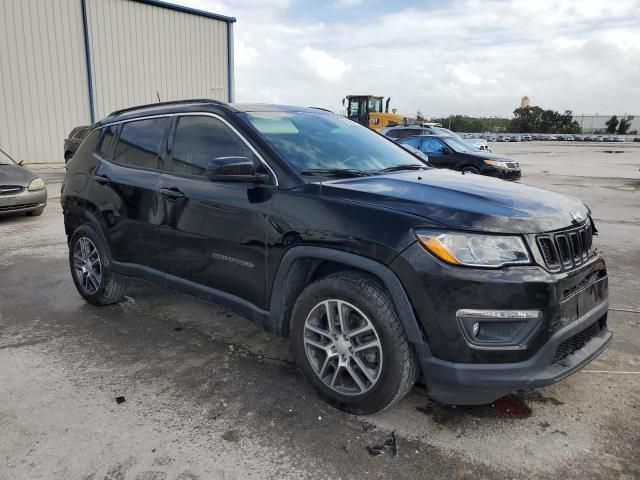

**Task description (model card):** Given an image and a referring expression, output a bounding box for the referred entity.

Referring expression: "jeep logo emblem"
[570,211,584,224]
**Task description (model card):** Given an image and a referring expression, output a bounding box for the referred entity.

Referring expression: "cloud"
[174,0,640,117]
[299,47,350,82]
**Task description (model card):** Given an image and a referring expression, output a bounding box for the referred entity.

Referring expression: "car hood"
[0,163,36,187]
[320,169,588,234]
[461,150,514,162]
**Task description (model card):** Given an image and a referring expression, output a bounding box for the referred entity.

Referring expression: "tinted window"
[97,125,118,159]
[113,118,170,169]
[170,116,256,177]
[420,138,446,155]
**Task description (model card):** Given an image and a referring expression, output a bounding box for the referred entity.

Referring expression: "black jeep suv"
[61,100,611,414]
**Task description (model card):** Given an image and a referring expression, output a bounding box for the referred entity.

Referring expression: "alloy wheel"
[303,299,383,396]
[73,237,102,294]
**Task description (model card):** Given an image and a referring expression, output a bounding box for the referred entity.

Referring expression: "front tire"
[461,166,480,174]
[290,272,418,414]
[69,225,128,306]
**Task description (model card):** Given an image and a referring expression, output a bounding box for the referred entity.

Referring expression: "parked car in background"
[381,124,457,140]
[64,125,91,163]
[633,137,640,142]
[497,135,506,142]
[396,135,521,180]
[0,148,47,216]
[62,100,610,413]
[466,138,490,151]
[397,143,431,164]
[521,134,532,141]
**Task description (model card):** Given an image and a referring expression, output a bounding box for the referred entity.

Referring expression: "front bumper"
[391,242,610,404]
[0,187,47,215]
[419,299,610,404]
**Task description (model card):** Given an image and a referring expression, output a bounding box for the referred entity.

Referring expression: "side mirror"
[206,156,268,183]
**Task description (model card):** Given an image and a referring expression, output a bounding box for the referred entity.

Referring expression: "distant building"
[0,0,236,164]
[573,115,640,134]
[520,96,530,108]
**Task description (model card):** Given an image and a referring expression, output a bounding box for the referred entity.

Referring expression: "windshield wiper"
[299,168,372,177]
[376,164,428,174]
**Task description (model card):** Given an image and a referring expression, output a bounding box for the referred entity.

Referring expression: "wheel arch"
[268,247,428,348]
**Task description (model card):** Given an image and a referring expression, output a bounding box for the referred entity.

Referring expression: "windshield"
[243,111,424,173]
[0,149,16,165]
[441,136,480,154]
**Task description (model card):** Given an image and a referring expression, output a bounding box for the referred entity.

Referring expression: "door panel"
[89,117,170,275]
[157,114,274,308]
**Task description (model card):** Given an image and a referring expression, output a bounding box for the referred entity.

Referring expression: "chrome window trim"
[97,112,279,186]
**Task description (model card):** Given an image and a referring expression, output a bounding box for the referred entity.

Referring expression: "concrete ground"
[1,143,639,479]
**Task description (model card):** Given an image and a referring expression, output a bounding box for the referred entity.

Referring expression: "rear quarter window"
[97,125,118,159]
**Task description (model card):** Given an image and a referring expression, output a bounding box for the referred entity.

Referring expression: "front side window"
[243,111,423,173]
[420,138,446,155]
[170,116,256,177]
[97,125,118,159]
[113,118,170,169]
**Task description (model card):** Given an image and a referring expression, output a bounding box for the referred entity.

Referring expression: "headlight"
[27,177,46,191]
[416,230,531,267]
[483,159,508,168]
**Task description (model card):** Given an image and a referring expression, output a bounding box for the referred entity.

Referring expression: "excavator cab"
[343,95,410,131]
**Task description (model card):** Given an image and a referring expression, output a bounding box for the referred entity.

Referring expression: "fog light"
[456,309,542,348]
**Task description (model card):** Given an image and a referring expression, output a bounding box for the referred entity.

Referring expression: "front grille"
[506,162,519,168]
[0,203,37,212]
[536,222,593,272]
[550,316,606,366]
[0,185,24,195]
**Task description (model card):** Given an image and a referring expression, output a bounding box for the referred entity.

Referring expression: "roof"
[131,0,236,23]
[229,103,333,114]
[99,100,333,125]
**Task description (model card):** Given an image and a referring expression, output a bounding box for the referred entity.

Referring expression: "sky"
[173,0,640,118]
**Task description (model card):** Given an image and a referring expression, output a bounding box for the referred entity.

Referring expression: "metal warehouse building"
[0,0,235,164]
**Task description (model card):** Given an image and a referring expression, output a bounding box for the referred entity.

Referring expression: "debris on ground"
[173,327,183,332]
[492,394,531,417]
[221,429,241,443]
[366,431,397,458]
[362,422,375,432]
[115,396,126,404]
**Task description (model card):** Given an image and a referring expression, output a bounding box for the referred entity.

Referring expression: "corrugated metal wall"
[0,0,91,164]
[85,0,230,119]
[0,0,232,163]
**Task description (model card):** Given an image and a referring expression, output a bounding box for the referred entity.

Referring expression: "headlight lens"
[483,159,508,168]
[416,231,531,267]
[27,177,46,191]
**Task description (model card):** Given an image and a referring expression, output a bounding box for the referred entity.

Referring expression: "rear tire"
[69,225,128,306]
[290,272,418,414]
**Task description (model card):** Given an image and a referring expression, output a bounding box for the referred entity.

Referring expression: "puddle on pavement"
[416,390,563,424]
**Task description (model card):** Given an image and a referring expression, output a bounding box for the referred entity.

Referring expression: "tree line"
[426,106,635,134]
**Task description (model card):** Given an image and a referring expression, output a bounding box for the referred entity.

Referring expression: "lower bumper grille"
[550,315,606,366]
[0,203,38,212]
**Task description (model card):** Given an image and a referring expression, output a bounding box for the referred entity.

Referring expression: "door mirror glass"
[206,156,266,183]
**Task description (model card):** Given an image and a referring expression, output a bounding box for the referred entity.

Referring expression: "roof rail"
[308,107,334,113]
[107,99,224,118]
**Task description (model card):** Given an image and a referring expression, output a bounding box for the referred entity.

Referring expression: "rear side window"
[97,125,118,159]
[398,137,421,148]
[113,118,170,170]
[170,116,256,177]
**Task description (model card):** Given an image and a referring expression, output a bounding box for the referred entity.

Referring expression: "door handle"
[93,174,112,185]
[159,187,185,200]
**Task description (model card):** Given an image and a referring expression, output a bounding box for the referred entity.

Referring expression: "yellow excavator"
[343,95,415,131]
